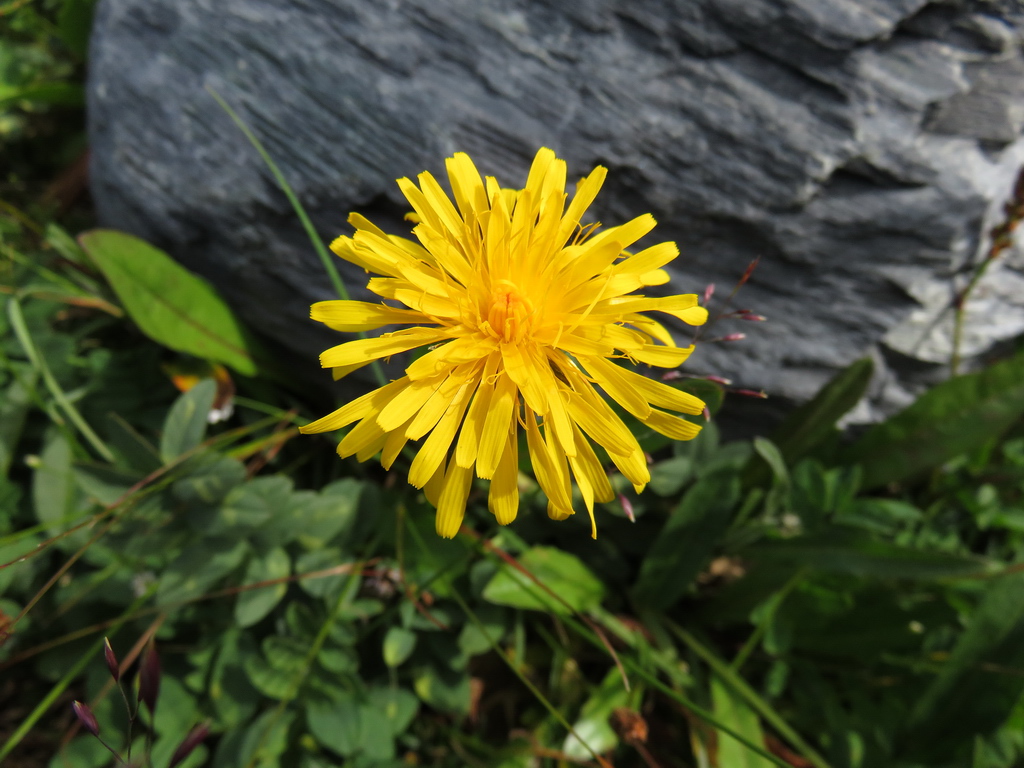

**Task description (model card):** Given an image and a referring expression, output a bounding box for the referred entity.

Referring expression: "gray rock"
[88,0,1024,427]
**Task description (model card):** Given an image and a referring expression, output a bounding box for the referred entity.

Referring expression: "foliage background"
[3,3,1024,767]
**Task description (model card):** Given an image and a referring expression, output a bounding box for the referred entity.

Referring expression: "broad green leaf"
[631,469,740,610]
[156,538,248,605]
[214,709,293,768]
[747,531,992,580]
[413,663,471,715]
[562,668,630,760]
[753,437,789,485]
[483,546,605,615]
[841,349,1024,489]
[210,476,293,535]
[383,626,416,667]
[902,571,1024,762]
[78,230,259,375]
[32,429,81,538]
[367,687,419,737]
[307,693,363,757]
[773,357,873,463]
[57,0,96,59]
[0,372,35,477]
[711,675,775,768]
[159,379,217,463]
[235,548,290,627]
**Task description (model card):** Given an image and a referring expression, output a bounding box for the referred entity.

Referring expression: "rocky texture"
[88,0,1024,423]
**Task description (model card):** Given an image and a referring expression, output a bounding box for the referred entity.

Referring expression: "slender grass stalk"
[205,85,387,388]
[666,621,833,768]
[564,612,797,768]
[7,296,116,462]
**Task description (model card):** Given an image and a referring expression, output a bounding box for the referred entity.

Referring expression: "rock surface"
[88,0,1024,424]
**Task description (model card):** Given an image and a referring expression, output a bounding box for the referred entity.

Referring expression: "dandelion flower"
[300,148,707,538]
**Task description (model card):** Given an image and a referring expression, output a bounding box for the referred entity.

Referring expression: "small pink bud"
[137,642,161,715]
[740,313,767,322]
[703,283,715,304]
[618,494,636,523]
[703,407,711,421]
[703,375,732,386]
[104,638,119,682]
[169,722,211,768]
[732,389,769,399]
[72,701,100,737]
[660,371,682,381]
[714,333,746,342]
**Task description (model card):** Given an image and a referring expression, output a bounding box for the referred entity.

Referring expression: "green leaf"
[747,531,992,580]
[773,357,873,463]
[562,668,630,760]
[840,349,1024,489]
[631,469,740,611]
[156,539,249,605]
[307,693,363,757]
[367,687,419,737]
[57,0,96,59]
[32,430,81,538]
[412,663,471,715]
[382,627,416,668]
[0,82,84,108]
[0,372,35,477]
[159,379,217,463]
[711,675,776,768]
[78,230,260,375]
[235,548,290,627]
[483,546,605,615]
[753,437,789,486]
[902,571,1024,762]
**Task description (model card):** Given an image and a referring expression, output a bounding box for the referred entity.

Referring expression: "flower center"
[485,281,534,343]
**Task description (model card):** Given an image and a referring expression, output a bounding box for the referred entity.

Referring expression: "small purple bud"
[717,333,747,342]
[169,722,211,768]
[618,494,635,523]
[740,313,767,322]
[703,283,715,304]
[104,638,119,682]
[137,642,161,715]
[72,701,100,737]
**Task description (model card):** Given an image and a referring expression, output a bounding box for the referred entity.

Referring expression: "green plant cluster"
[3,208,1024,768]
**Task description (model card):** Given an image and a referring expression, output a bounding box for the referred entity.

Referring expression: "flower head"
[301,148,707,538]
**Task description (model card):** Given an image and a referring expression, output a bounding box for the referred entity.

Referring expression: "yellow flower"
[300,148,707,538]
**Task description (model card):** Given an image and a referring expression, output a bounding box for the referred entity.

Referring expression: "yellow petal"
[642,409,703,440]
[407,377,476,488]
[630,343,695,368]
[488,426,519,526]
[311,300,425,332]
[320,327,448,369]
[435,461,473,538]
[299,378,408,434]
[476,372,517,479]
[376,373,446,432]
[454,353,500,468]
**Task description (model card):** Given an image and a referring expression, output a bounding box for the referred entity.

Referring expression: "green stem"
[205,85,387,388]
[7,296,116,462]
